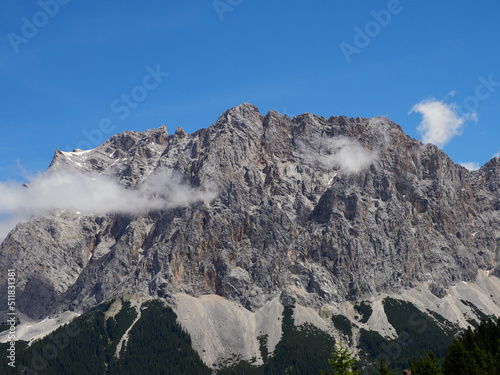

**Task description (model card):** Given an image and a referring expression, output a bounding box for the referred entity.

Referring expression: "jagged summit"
[46,104,407,179]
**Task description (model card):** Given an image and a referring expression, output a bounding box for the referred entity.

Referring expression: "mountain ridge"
[1,103,500,367]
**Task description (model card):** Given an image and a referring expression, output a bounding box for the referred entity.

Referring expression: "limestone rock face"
[1,103,499,319]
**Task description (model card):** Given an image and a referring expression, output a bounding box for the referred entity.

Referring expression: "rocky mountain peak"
[214,102,264,133]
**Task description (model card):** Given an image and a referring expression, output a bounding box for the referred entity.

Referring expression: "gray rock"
[1,103,499,320]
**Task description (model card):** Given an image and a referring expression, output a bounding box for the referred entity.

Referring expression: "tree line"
[1,301,499,374]
[325,318,500,374]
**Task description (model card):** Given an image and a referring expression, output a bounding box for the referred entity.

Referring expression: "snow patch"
[62,149,94,156]
[328,173,338,185]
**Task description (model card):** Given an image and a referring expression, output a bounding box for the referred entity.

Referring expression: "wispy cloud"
[300,135,378,174]
[0,171,216,241]
[369,116,392,145]
[494,151,500,159]
[459,162,480,171]
[409,99,476,148]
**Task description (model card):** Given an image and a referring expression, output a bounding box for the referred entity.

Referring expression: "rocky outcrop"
[1,103,499,321]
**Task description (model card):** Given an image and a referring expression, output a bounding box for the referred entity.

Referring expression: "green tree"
[321,341,359,375]
[410,350,442,375]
[441,319,500,375]
[442,339,479,375]
[375,358,392,375]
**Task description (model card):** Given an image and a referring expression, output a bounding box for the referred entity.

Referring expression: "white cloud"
[493,151,500,159]
[409,99,475,148]
[459,162,480,171]
[369,116,391,144]
[300,136,378,174]
[0,171,216,242]
[0,215,25,245]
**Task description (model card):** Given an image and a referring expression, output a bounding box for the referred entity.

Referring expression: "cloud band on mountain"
[299,135,378,174]
[0,171,216,241]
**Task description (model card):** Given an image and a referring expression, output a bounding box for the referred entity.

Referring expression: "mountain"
[1,103,500,371]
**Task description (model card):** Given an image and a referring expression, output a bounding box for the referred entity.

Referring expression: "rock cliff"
[1,103,500,365]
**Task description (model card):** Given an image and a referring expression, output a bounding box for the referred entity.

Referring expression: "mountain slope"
[1,103,500,367]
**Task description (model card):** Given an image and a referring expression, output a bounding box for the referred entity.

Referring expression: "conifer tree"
[375,358,391,375]
[321,341,360,375]
[410,350,442,375]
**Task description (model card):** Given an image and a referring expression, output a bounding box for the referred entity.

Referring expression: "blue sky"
[1,0,499,182]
